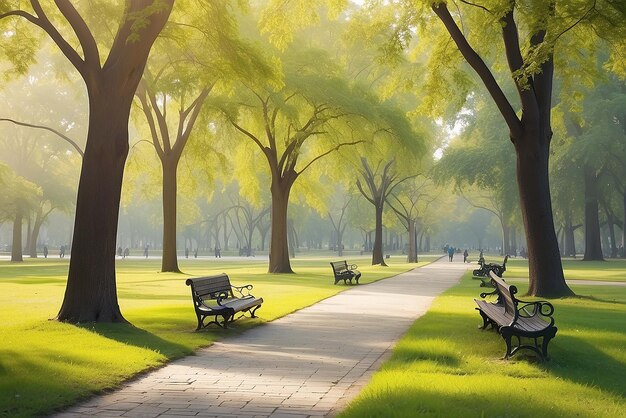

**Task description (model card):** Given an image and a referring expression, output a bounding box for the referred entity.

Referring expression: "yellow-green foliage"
[0,256,426,417]
[340,271,626,418]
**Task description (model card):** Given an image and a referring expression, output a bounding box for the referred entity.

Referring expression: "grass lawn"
[0,254,432,417]
[339,271,626,418]
[487,256,626,282]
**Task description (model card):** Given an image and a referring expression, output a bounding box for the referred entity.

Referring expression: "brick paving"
[54,258,469,418]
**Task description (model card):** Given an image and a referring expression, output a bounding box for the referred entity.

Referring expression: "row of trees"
[1,1,624,324]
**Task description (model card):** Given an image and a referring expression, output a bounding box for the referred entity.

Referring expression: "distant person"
[193,248,198,258]
[43,245,48,258]
[117,246,123,257]
[214,246,221,258]
[478,249,485,265]
[185,247,189,258]
[59,245,65,258]
[144,245,149,258]
[448,246,454,262]
[123,247,129,258]
[463,249,469,263]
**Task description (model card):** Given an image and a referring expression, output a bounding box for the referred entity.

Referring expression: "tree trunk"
[57,105,129,322]
[606,211,618,258]
[161,158,180,272]
[372,203,386,266]
[510,226,517,256]
[623,193,626,258]
[516,133,573,297]
[11,209,23,262]
[29,210,44,258]
[337,228,344,257]
[501,221,510,255]
[407,219,417,263]
[269,183,293,273]
[564,214,576,257]
[583,166,604,261]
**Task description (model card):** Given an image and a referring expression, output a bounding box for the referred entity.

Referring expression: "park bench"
[330,260,361,285]
[473,254,509,287]
[474,271,557,360]
[185,274,263,330]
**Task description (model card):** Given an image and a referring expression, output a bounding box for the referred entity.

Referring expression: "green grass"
[0,254,433,417]
[339,272,626,418]
[476,256,626,282]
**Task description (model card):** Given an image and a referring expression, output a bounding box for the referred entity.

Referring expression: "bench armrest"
[232,284,254,297]
[517,300,555,319]
[479,288,498,298]
[349,264,358,270]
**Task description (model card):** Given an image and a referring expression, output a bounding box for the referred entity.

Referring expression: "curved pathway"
[55,258,470,418]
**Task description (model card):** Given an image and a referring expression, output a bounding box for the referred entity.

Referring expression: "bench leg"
[250,305,261,318]
[476,309,491,330]
[501,328,514,359]
[541,327,557,360]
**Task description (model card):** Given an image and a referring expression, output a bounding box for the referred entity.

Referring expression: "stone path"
[55,258,470,418]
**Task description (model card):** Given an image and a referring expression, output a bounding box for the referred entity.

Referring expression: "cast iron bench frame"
[330,260,361,285]
[186,273,263,329]
[474,270,557,360]
[473,254,509,286]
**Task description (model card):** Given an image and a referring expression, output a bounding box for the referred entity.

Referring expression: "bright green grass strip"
[476,256,626,282]
[339,271,626,418]
[0,255,435,417]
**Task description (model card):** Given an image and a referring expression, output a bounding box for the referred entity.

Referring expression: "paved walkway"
[55,258,470,418]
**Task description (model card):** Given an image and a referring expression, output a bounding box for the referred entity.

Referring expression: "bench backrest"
[502,255,509,269]
[185,274,233,301]
[489,270,518,319]
[330,261,349,274]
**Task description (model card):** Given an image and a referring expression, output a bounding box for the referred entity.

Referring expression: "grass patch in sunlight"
[339,271,626,418]
[0,254,432,417]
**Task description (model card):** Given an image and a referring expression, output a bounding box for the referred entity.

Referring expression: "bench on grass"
[330,260,361,285]
[473,255,509,287]
[185,274,263,330]
[474,270,557,360]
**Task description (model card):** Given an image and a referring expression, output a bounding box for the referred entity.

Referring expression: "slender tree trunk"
[583,166,604,261]
[622,193,626,258]
[510,226,517,255]
[516,133,573,297]
[501,222,510,255]
[29,210,44,258]
[337,228,344,257]
[269,183,293,273]
[161,158,180,272]
[563,213,577,257]
[372,203,386,266]
[606,212,618,258]
[407,219,417,263]
[11,209,23,262]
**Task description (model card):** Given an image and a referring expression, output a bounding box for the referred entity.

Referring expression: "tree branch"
[432,2,522,139]
[296,140,365,175]
[53,0,100,68]
[0,118,84,157]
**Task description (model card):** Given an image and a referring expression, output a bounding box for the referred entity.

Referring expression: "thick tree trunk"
[372,203,386,266]
[161,158,180,272]
[516,134,573,297]
[11,209,23,262]
[623,193,626,258]
[269,184,293,273]
[57,97,131,323]
[606,212,618,258]
[583,166,604,261]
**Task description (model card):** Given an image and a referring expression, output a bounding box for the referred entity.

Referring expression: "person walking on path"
[448,245,454,261]
[59,245,65,258]
[143,245,149,258]
[43,245,48,258]
[463,249,469,263]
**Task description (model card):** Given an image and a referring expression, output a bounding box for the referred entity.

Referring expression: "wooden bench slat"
[474,271,557,360]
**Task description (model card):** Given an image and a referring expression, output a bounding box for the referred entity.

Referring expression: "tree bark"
[29,210,44,258]
[564,214,577,257]
[161,158,180,272]
[583,166,604,261]
[11,209,23,262]
[407,219,417,263]
[268,182,294,273]
[516,133,573,297]
[372,203,386,266]
[56,0,172,323]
